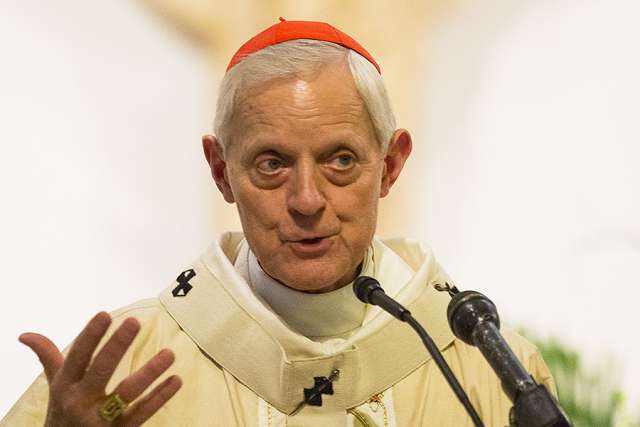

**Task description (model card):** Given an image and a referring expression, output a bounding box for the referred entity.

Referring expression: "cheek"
[328,171,382,250]
[333,168,382,219]
[230,175,284,231]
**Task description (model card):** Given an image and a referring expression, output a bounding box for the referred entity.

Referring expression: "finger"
[114,349,175,403]
[82,317,140,394]
[59,311,112,383]
[19,333,64,383]
[117,375,182,427]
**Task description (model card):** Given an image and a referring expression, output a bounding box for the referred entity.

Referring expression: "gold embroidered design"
[348,392,389,427]
[267,403,272,427]
[349,408,380,427]
[368,393,382,412]
[369,393,389,426]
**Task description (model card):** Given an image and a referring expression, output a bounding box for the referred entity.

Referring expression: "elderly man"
[2,19,555,426]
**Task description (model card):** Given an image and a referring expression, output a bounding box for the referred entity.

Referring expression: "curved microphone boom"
[447,291,572,427]
[354,276,485,427]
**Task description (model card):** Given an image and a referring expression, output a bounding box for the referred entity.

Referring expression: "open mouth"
[286,235,333,256]
[299,237,323,244]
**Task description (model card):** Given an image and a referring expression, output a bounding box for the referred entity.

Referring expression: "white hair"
[213,39,396,153]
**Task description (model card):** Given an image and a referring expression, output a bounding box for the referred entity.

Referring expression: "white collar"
[234,240,374,340]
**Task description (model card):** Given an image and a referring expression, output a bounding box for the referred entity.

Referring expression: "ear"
[380,129,413,198]
[202,135,235,203]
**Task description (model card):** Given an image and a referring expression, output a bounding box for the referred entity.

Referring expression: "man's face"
[205,61,409,292]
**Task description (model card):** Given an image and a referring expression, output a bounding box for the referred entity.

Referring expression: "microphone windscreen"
[447,291,500,345]
[353,276,381,304]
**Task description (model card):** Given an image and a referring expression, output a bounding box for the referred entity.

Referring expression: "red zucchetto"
[226,17,381,74]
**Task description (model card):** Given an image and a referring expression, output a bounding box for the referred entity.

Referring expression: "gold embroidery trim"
[267,403,273,427]
[349,408,377,427]
[348,393,389,427]
[370,393,389,426]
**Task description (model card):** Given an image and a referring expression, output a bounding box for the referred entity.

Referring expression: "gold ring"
[99,392,128,422]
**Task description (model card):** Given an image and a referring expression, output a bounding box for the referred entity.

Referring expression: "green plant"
[520,330,639,427]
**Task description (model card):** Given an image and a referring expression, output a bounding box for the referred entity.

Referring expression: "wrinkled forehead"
[232,88,377,155]
[230,66,375,143]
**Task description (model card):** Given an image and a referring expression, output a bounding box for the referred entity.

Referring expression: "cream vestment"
[2,233,555,426]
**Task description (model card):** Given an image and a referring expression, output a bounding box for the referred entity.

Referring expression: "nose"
[287,162,326,217]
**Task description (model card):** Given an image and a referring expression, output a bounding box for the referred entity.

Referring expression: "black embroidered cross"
[172,269,196,297]
[291,370,340,415]
[304,376,335,406]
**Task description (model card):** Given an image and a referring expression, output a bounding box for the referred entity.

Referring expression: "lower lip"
[287,237,334,257]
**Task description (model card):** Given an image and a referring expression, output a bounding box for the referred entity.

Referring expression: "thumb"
[19,333,64,384]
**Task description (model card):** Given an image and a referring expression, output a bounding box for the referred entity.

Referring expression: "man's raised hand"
[19,312,182,426]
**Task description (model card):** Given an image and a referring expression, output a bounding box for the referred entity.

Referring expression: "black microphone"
[353,275,412,321]
[447,291,572,427]
[354,276,485,427]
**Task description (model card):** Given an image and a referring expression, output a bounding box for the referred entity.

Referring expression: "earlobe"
[202,135,235,203]
[380,129,413,198]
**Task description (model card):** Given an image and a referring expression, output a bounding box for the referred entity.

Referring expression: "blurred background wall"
[1,0,638,422]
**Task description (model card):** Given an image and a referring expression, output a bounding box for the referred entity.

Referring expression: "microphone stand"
[474,321,572,427]
[449,291,572,427]
[509,377,570,427]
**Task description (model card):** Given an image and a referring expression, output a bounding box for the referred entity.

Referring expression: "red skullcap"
[226,17,381,74]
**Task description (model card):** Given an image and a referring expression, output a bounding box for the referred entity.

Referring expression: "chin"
[253,236,364,292]
[272,261,351,293]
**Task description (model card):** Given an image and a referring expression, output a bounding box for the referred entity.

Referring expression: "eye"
[256,158,284,174]
[329,153,356,170]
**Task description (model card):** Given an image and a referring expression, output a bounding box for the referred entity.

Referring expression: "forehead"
[229,64,376,149]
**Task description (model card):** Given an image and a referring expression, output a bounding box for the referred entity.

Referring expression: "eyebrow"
[240,137,368,163]
[238,139,286,163]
